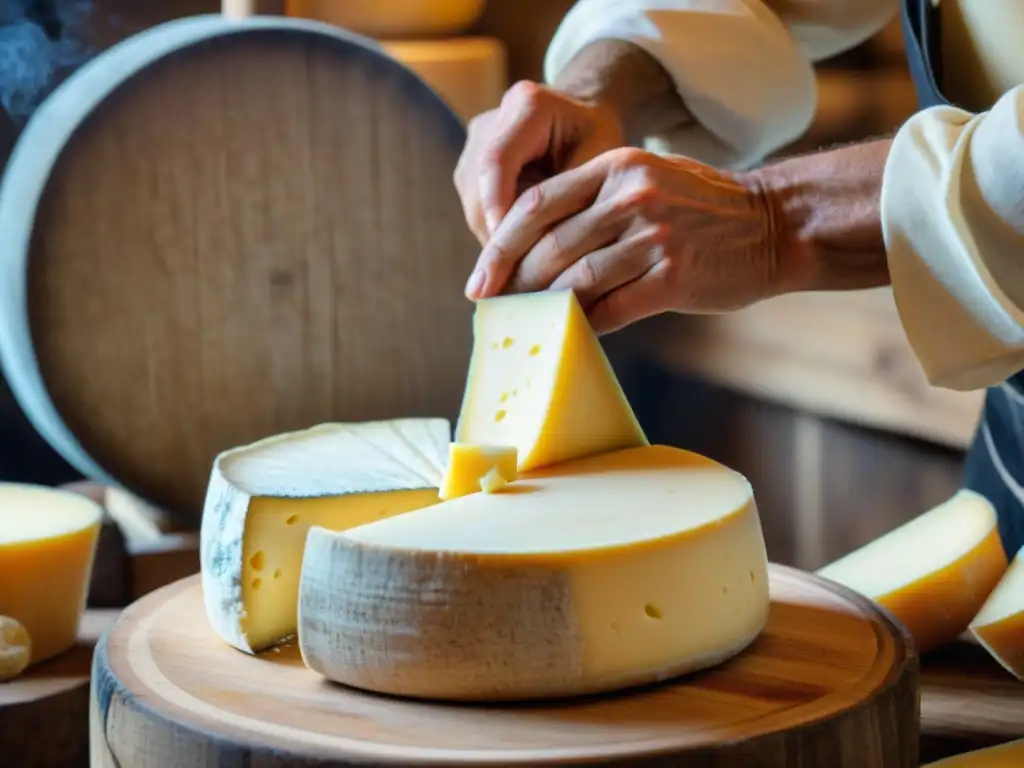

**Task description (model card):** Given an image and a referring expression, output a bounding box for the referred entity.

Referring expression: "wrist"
[552,40,690,145]
[738,140,893,296]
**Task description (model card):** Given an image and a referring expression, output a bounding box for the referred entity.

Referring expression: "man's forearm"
[743,138,894,296]
[552,40,691,146]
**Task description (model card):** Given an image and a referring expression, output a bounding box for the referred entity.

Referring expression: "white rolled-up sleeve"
[881,85,1024,392]
[543,0,895,169]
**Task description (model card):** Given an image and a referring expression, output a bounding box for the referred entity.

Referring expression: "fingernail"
[465,267,486,299]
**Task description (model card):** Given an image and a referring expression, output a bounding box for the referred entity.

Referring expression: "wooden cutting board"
[0,609,119,768]
[0,14,477,524]
[90,565,919,767]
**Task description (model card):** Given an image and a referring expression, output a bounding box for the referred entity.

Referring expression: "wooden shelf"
[621,288,984,450]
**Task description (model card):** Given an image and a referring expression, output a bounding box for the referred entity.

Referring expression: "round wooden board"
[91,565,919,767]
[1,610,117,768]
[0,15,477,523]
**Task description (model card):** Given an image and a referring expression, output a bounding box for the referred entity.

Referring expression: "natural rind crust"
[199,419,451,654]
[297,526,767,702]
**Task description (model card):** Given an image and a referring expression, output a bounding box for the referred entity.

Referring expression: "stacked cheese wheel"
[287,0,507,124]
[199,290,772,701]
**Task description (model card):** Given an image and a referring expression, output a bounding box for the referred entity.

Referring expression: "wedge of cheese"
[455,290,648,472]
[969,544,1024,680]
[0,483,103,666]
[817,489,1007,653]
[298,445,769,701]
[923,738,1024,766]
[200,419,450,654]
[438,443,517,500]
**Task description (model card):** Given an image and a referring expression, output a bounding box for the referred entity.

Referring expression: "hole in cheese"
[749,570,756,583]
[252,578,262,590]
[250,550,265,571]
[502,337,514,348]
[494,410,507,423]
[644,603,663,620]
[529,344,541,356]
[273,569,282,579]
[285,514,299,526]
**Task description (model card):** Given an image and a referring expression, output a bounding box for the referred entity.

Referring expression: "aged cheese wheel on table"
[201,290,647,655]
[298,444,771,701]
[91,567,918,767]
[0,11,477,523]
[818,489,1007,652]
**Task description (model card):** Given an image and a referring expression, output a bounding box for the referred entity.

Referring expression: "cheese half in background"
[381,38,507,124]
[817,489,1007,653]
[923,737,1024,766]
[455,290,649,472]
[439,443,518,500]
[298,445,770,701]
[969,544,1024,680]
[200,419,450,654]
[0,483,103,665]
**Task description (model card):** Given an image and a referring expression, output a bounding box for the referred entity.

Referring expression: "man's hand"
[454,81,626,248]
[463,147,777,335]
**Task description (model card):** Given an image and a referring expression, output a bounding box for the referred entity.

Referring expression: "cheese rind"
[969,545,1024,680]
[0,483,102,666]
[438,443,517,500]
[298,445,769,701]
[455,290,648,473]
[200,419,450,654]
[817,489,1007,653]
[0,615,31,681]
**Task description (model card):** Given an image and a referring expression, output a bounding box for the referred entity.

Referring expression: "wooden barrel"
[0,12,477,523]
[90,565,919,767]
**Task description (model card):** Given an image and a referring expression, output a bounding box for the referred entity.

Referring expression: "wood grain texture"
[920,640,1024,763]
[0,17,477,522]
[0,610,118,768]
[627,288,984,449]
[91,567,918,766]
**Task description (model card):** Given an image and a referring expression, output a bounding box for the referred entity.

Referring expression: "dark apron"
[901,0,1024,558]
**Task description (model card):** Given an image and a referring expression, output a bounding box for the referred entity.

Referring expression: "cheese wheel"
[818,489,1007,653]
[969,545,1024,680]
[923,738,1024,766]
[381,38,507,123]
[298,445,769,701]
[456,289,649,471]
[287,0,486,38]
[200,418,450,654]
[0,484,103,665]
[438,443,517,499]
